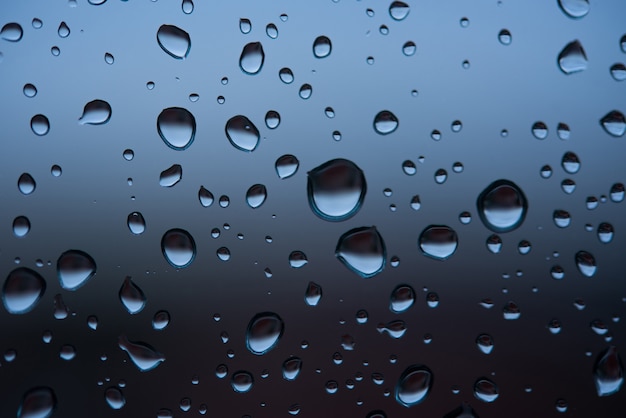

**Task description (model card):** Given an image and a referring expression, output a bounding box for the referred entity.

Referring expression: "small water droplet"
[561,151,581,174]
[157,107,196,150]
[78,99,112,125]
[1,23,23,42]
[610,63,626,81]
[23,83,37,98]
[146,81,155,90]
[335,226,386,278]
[395,365,433,407]
[127,212,146,235]
[51,46,60,56]
[32,18,43,29]
[373,110,399,135]
[402,41,416,56]
[474,378,499,402]
[289,251,308,268]
[356,309,369,324]
[610,183,624,202]
[498,29,512,45]
[558,40,587,74]
[486,234,502,253]
[161,228,196,268]
[477,180,528,232]
[313,36,332,58]
[304,282,322,306]
[367,56,375,65]
[419,225,458,260]
[279,67,294,83]
[551,265,565,280]
[231,371,254,393]
[219,195,230,208]
[460,17,470,27]
[30,114,50,136]
[198,186,214,207]
[558,0,590,18]
[426,292,439,308]
[434,169,448,184]
[215,363,228,379]
[594,346,624,396]
[159,164,182,187]
[216,247,231,261]
[390,284,415,313]
[282,356,303,380]
[239,42,265,74]
[389,1,410,21]
[600,110,626,137]
[548,318,562,334]
[531,121,548,139]
[17,387,56,418]
[157,24,191,59]
[264,110,280,129]
[476,334,494,354]
[561,179,576,194]
[59,344,76,360]
[181,0,194,14]
[275,154,299,179]
[325,380,338,394]
[103,387,126,410]
[53,293,69,320]
[239,18,251,34]
[118,335,165,372]
[225,115,260,152]
[87,315,98,330]
[380,25,389,35]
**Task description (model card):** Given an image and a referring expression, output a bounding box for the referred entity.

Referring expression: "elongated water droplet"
[395,365,433,407]
[304,282,322,306]
[335,226,386,278]
[246,312,284,355]
[389,1,410,21]
[1,23,23,42]
[127,212,146,235]
[57,21,70,38]
[476,334,494,354]
[181,0,194,14]
[231,371,254,393]
[159,164,182,187]
[474,378,499,402]
[118,335,165,371]
[239,42,264,74]
[558,40,587,74]
[87,315,98,330]
[3,268,46,314]
[105,387,125,410]
[594,346,624,396]
[239,18,251,34]
[477,180,528,232]
[307,158,366,221]
[390,284,415,313]
[600,110,626,137]
[419,225,458,260]
[57,250,96,291]
[374,110,399,135]
[161,228,196,268]
[575,251,596,277]
[246,184,267,208]
[17,173,36,195]
[157,24,190,59]
[119,276,146,314]
[225,115,260,152]
[265,23,278,39]
[276,154,299,179]
[17,387,56,418]
[558,0,590,18]
[282,356,302,380]
[13,216,30,237]
[198,186,213,207]
[377,320,407,339]
[157,107,196,150]
[53,293,69,319]
[313,36,332,58]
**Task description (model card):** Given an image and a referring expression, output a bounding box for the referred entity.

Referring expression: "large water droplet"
[389,1,410,21]
[246,184,267,208]
[389,284,415,313]
[246,312,284,355]
[57,21,70,38]
[307,158,366,221]
[118,335,165,372]
[157,24,190,59]
[374,110,399,135]
[575,251,597,277]
[282,356,303,380]
[3,268,46,314]
[276,154,299,179]
[376,320,407,339]
[395,365,433,407]
[127,212,146,235]
[157,107,196,150]
[119,276,146,314]
[335,226,386,278]
[474,378,499,402]
[594,346,624,396]
[17,173,36,195]
[239,42,265,74]
[1,23,23,42]
[558,40,587,74]
[477,180,528,232]
[558,0,590,18]
[304,282,322,306]
[231,371,254,393]
[17,387,56,418]
[313,36,332,58]
[105,387,126,410]
[161,228,196,268]
[419,225,458,260]
[225,115,260,152]
[476,334,494,354]
[159,164,182,187]
[57,250,97,291]
[600,110,626,137]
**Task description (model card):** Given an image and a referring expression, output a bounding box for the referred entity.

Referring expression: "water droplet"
[600,110,626,137]
[555,398,568,413]
[196,186,214,207]
[594,346,624,396]
[395,365,433,407]
[219,195,230,208]
[380,25,389,35]
[289,251,308,268]
[517,240,531,254]
[246,312,284,355]
[159,164,182,187]
[373,110,399,135]
[16,173,36,195]
[157,107,196,150]
[245,184,267,208]
[3,268,46,314]
[23,83,37,98]
[119,276,146,314]
[87,315,98,330]
[181,0,194,14]
[540,165,553,178]
[402,160,416,175]
[410,195,421,210]
[146,81,155,90]
[56,250,96,291]
[118,335,165,372]
[157,24,191,59]
[561,151,581,174]
[30,114,50,136]
[402,41,416,56]
[389,1,410,21]
[377,320,407,339]
[460,17,470,27]
[503,301,521,320]
[127,212,145,235]
[1,23,23,42]
[419,225,458,260]
[498,29,512,45]
[324,107,335,118]
[325,380,338,394]
[547,318,562,334]
[215,363,228,379]
[275,154,299,179]
[553,210,571,228]
[356,309,369,324]
[264,110,280,129]
[558,40,587,74]
[477,180,528,232]
[102,387,126,410]
[476,334,494,354]
[561,179,576,194]
[610,63,626,81]
[51,46,60,56]
[231,371,254,393]
[13,216,30,237]
[558,0,590,18]
[307,158,366,221]
[610,183,625,202]
[474,378,499,402]
[575,251,596,277]
[434,169,448,184]
[341,334,355,350]
[32,18,43,29]
[598,222,614,243]
[304,282,322,306]
[556,122,571,140]
[57,21,70,38]
[551,265,565,280]
[282,356,303,380]
[239,18,251,34]
[77,99,112,125]
[531,121,548,139]
[59,344,76,360]
[161,228,196,268]
[216,247,231,261]
[53,293,69,319]
[335,226,386,278]
[17,387,56,418]
[486,234,502,253]
[426,292,439,308]
[239,42,264,74]
[152,310,170,330]
[225,115,260,152]
[279,67,294,83]
[298,83,312,99]
[390,284,415,313]
[459,211,472,224]
[313,36,332,58]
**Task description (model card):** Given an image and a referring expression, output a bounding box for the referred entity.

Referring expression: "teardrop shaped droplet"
[419,225,458,260]
[57,21,70,38]
[104,52,114,64]
[231,371,254,393]
[246,312,284,355]
[225,115,260,152]
[558,40,588,74]
[276,154,299,179]
[119,276,146,314]
[335,226,386,278]
[30,114,50,136]
[389,1,410,21]
[105,387,126,410]
[307,158,367,221]
[17,173,36,195]
[159,164,182,187]
[282,356,303,381]
[161,228,196,268]
[1,23,23,42]
[198,186,214,207]
[477,180,528,232]
[127,212,146,235]
[17,387,56,418]
[157,24,190,59]
[389,284,415,313]
[575,251,597,277]
[313,36,332,58]
[474,378,499,402]
[239,42,265,75]
[304,282,322,306]
[476,334,494,354]
[57,249,97,291]
[3,268,46,314]
[118,335,165,372]
[594,346,624,396]
[600,110,626,137]
[157,107,196,150]
[395,365,433,407]
[558,0,590,18]
[246,184,267,208]
[374,110,399,135]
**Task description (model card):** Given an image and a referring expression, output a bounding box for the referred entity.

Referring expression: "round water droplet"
[23,83,37,98]
[540,165,553,179]
[264,23,278,39]
[104,387,125,410]
[127,212,146,235]
[119,276,146,314]
[402,41,416,56]
[503,301,521,320]
[59,345,75,360]
[356,309,369,324]
[561,151,580,174]
[198,186,214,207]
[245,184,267,208]
[264,110,280,129]
[275,154,299,179]
[558,0,590,18]
[225,115,260,152]
[402,160,416,175]
[32,18,42,29]
[374,110,399,135]
[486,234,502,254]
[159,164,182,187]
[282,356,303,381]
[460,17,470,27]
[57,250,96,291]
[610,183,625,202]
[298,83,312,99]
[498,29,512,45]
[239,42,265,74]
[325,107,335,118]
[434,169,448,184]
[561,179,576,194]
[389,284,415,313]
[3,268,46,314]
[304,281,322,306]
[215,363,228,379]
[476,334,494,354]
[313,36,332,58]
[474,378,499,402]
[279,67,294,83]
[548,318,562,334]
[610,63,626,81]
[17,387,56,418]
[57,21,70,38]
[51,46,60,56]
[17,173,36,195]
[307,158,366,221]
[531,121,548,139]
[380,25,389,35]
[335,226,386,278]
[216,247,231,261]
[553,210,571,228]
[1,23,23,42]
[575,251,596,277]
[146,81,155,90]
[426,292,439,308]
[161,228,196,268]
[477,180,528,232]
[558,40,588,74]
[419,225,458,260]
[246,312,284,355]
[31,114,50,136]
[219,195,230,208]
[157,24,191,59]
[181,0,194,14]
[188,93,199,102]
[13,216,31,237]
[600,110,626,137]
[597,222,614,244]
[555,399,568,413]
[389,1,410,21]
[239,18,251,34]
[152,310,170,330]
[395,365,433,407]
[157,107,196,150]
[459,211,472,224]
[594,346,624,396]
